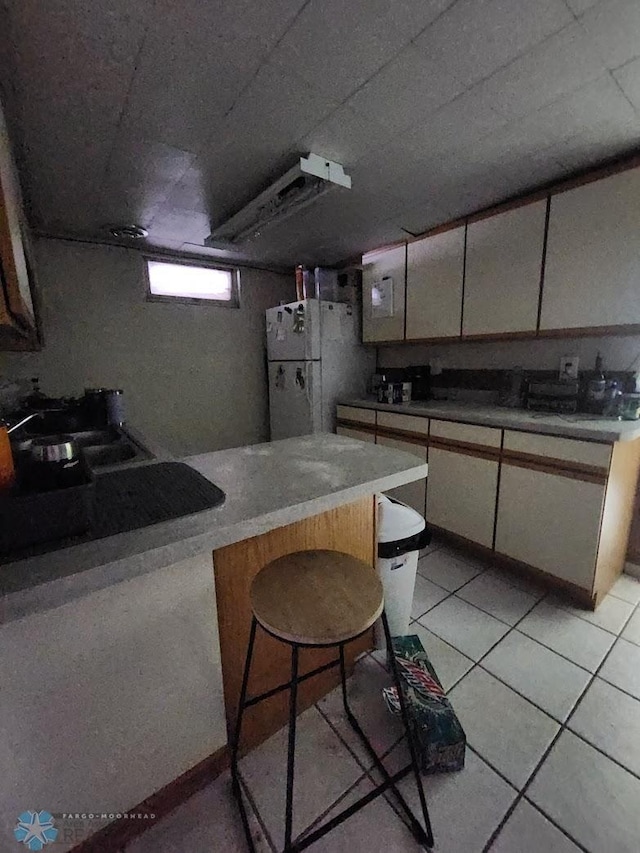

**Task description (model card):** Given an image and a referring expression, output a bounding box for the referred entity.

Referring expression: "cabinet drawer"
[336,425,376,443]
[377,411,429,437]
[336,405,376,426]
[495,463,605,590]
[429,419,501,449]
[377,435,427,516]
[503,431,611,471]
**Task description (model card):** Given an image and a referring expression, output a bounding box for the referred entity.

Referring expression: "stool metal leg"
[382,609,434,848]
[284,645,299,851]
[338,632,433,849]
[231,616,259,853]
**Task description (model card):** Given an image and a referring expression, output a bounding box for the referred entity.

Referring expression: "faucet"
[7,412,44,434]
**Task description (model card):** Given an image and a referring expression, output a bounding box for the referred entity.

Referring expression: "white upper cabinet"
[405,226,465,340]
[463,201,546,336]
[362,244,406,342]
[541,168,640,331]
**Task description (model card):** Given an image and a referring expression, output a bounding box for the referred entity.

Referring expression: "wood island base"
[213,495,376,754]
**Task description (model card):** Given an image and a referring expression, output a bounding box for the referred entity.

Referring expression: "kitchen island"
[0,434,426,853]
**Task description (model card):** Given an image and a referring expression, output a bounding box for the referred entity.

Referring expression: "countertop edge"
[339,399,640,443]
[0,461,427,626]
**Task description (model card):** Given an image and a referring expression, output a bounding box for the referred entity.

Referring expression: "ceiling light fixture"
[108,224,149,240]
[205,153,351,249]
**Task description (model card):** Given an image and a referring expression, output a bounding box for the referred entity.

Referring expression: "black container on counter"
[0,457,95,556]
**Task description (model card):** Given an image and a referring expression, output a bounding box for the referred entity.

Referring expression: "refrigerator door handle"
[295,367,305,390]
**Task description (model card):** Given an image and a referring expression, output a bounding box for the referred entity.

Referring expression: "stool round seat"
[250,549,384,646]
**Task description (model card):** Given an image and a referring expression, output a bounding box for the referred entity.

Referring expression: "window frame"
[143,254,241,308]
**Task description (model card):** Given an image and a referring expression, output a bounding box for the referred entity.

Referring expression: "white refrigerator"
[266,299,375,440]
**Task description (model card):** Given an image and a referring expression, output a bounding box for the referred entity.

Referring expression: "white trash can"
[375,494,430,649]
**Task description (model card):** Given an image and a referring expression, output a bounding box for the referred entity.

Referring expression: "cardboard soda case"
[383,634,466,773]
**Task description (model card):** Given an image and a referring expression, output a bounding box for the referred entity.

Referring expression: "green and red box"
[383,634,466,773]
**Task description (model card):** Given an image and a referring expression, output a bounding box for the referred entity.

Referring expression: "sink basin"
[83,443,138,466]
[67,429,120,447]
[14,426,150,471]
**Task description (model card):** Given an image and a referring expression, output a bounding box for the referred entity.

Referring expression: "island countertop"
[0,434,427,624]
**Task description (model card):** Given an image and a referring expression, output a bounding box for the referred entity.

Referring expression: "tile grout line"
[236,770,279,853]
[361,563,640,846]
[244,548,639,850]
[415,572,639,688]
[481,595,640,852]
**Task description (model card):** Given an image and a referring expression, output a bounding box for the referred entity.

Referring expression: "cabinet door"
[541,168,640,331]
[376,435,427,516]
[362,244,406,342]
[0,101,37,347]
[426,446,498,547]
[406,226,464,340]
[495,463,606,590]
[463,201,546,336]
[336,425,375,443]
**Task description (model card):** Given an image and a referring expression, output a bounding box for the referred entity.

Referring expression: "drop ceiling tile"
[153,0,308,52]
[347,44,465,133]
[499,74,639,157]
[268,0,418,101]
[5,0,152,68]
[480,23,607,121]
[121,23,266,153]
[401,86,506,161]
[580,0,640,70]
[216,61,339,155]
[97,138,195,228]
[613,57,640,110]
[553,117,640,172]
[564,0,600,13]
[148,208,211,243]
[300,104,393,168]
[394,202,449,235]
[412,0,573,91]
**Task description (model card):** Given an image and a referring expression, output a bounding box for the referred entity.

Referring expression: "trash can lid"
[377,495,425,544]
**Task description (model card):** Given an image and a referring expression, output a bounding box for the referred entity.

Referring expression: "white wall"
[0,554,226,852]
[1,239,294,455]
[379,334,640,374]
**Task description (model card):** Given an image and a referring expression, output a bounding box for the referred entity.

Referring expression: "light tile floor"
[125,543,640,853]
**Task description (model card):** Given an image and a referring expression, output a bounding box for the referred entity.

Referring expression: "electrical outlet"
[559,355,579,380]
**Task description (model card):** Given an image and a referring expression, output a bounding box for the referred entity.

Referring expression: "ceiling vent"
[205,153,351,249]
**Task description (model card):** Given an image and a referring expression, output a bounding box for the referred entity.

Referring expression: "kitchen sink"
[14,425,151,472]
[83,443,138,466]
[66,429,120,447]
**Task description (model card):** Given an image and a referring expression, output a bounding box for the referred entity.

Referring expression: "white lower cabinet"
[376,435,427,516]
[495,463,605,590]
[336,425,376,443]
[426,447,499,547]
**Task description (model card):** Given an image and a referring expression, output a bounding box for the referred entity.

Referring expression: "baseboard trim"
[430,525,595,609]
[69,746,229,853]
[625,560,640,579]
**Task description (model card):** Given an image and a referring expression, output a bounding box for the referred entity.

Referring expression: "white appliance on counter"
[266,299,375,440]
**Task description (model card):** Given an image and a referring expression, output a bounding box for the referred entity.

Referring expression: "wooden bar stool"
[230,549,434,852]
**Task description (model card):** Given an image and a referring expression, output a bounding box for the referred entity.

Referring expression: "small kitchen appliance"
[526,380,579,413]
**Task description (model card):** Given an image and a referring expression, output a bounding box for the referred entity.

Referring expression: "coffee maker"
[405,365,431,401]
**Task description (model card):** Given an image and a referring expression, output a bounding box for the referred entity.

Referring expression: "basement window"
[145,258,240,307]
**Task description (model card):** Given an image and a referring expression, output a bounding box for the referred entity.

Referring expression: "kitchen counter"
[0,433,427,624]
[340,398,640,443]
